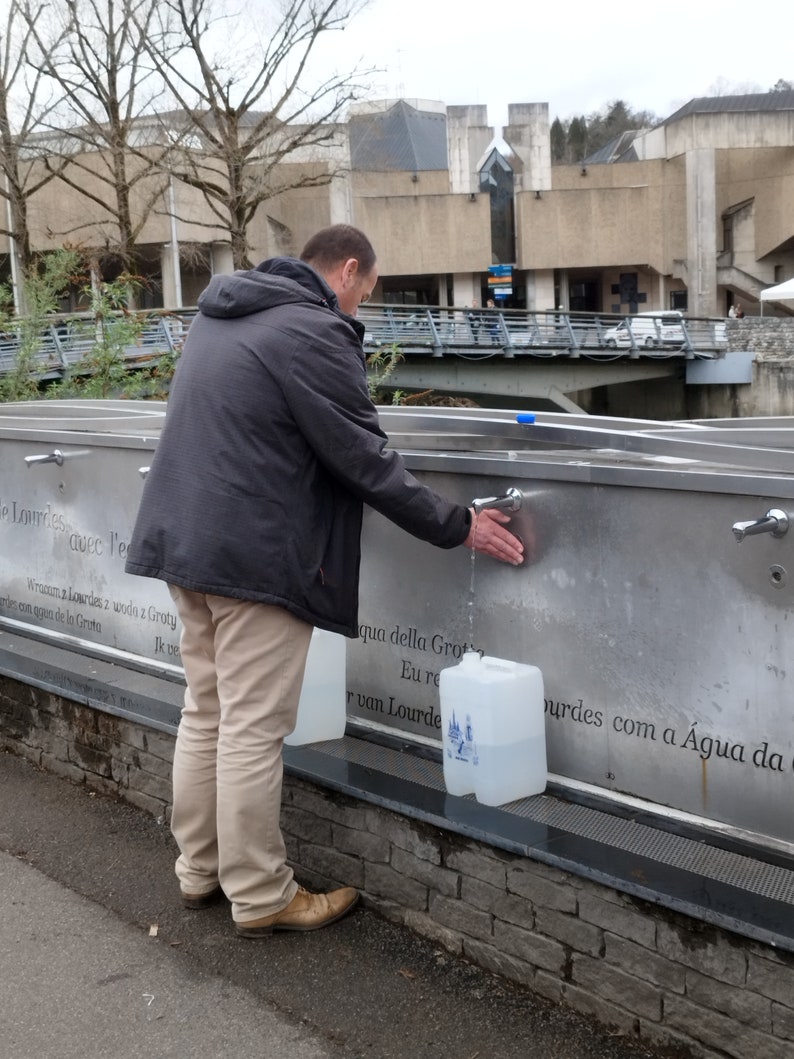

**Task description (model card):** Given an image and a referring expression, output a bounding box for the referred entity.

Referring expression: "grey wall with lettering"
[2,409,794,851]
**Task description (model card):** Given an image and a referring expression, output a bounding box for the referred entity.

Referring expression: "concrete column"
[656,273,667,311]
[160,245,177,308]
[3,175,23,314]
[447,105,493,194]
[556,269,570,311]
[328,131,353,225]
[165,177,183,308]
[452,273,480,306]
[686,148,718,317]
[526,270,556,312]
[503,104,551,193]
[209,242,234,276]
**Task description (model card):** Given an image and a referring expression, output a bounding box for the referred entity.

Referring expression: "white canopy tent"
[759,277,794,315]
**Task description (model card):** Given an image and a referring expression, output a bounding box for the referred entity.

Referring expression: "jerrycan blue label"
[446,708,479,767]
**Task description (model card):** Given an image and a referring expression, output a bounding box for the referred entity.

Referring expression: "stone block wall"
[728,318,794,359]
[689,319,794,420]
[598,318,794,421]
[3,671,794,1059]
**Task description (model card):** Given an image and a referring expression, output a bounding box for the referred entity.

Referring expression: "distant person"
[466,300,482,344]
[734,302,745,319]
[485,298,501,345]
[728,304,737,319]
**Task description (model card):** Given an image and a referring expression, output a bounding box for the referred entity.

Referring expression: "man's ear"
[341,257,359,288]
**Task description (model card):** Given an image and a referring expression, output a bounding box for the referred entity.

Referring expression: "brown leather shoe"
[235,885,359,937]
[181,884,224,910]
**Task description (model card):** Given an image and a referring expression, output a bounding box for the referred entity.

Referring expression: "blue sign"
[488,265,513,299]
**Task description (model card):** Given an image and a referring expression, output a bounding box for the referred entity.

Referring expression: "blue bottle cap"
[516,413,536,424]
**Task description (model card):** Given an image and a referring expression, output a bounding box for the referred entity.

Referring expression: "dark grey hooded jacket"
[124,257,470,636]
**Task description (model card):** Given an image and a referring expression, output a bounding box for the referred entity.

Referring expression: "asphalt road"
[0,749,688,1059]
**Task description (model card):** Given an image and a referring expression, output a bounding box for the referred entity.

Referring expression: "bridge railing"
[358,306,726,359]
[0,304,727,383]
[0,310,196,382]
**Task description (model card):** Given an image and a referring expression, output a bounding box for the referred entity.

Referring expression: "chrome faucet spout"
[24,449,64,467]
[471,487,523,515]
[732,508,789,543]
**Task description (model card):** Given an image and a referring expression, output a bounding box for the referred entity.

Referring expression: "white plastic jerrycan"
[285,628,347,746]
[439,651,547,806]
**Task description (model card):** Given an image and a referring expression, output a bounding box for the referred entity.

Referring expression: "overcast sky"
[312,0,793,129]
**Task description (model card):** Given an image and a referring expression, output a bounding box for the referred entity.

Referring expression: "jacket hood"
[197,257,336,320]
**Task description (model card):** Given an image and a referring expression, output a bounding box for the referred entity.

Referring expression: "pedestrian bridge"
[359,305,731,412]
[0,304,730,412]
[359,305,727,360]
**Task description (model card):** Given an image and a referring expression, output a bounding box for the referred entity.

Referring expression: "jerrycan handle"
[484,660,512,673]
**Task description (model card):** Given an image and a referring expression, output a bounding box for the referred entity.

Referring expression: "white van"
[602,311,685,349]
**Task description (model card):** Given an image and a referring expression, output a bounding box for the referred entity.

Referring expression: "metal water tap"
[471,487,523,514]
[732,508,789,543]
[24,449,64,467]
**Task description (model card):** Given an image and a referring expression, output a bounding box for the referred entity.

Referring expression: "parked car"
[602,310,685,349]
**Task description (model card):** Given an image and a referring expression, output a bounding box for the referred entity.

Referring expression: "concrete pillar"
[556,269,570,311]
[160,244,177,308]
[447,106,494,194]
[210,242,234,276]
[503,104,551,194]
[452,273,480,306]
[526,270,556,312]
[686,148,718,317]
[656,273,667,311]
[328,131,353,225]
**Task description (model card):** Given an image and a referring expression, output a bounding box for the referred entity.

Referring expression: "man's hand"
[464,508,525,565]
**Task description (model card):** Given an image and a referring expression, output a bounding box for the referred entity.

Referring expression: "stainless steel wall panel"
[2,401,793,851]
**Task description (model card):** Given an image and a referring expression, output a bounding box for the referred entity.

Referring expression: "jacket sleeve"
[282,327,471,550]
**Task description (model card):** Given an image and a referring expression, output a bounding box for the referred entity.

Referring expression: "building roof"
[349,100,448,171]
[582,92,794,166]
[582,129,642,166]
[665,91,794,123]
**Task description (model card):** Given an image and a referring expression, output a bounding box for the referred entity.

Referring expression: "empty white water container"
[284,628,347,746]
[439,651,547,806]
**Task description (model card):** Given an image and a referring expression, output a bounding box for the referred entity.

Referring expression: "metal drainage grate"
[308,736,794,907]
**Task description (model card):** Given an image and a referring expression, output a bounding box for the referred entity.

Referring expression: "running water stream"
[468,539,477,642]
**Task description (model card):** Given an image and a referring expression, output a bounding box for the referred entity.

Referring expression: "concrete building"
[6,91,794,316]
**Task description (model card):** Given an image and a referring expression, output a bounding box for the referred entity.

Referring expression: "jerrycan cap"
[460,650,482,668]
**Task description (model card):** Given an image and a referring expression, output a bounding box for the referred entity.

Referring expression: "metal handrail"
[0,304,729,380]
[358,306,727,360]
[0,309,197,380]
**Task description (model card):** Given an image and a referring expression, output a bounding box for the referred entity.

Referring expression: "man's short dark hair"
[300,224,376,275]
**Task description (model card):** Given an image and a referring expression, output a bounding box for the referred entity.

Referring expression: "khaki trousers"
[168,586,313,924]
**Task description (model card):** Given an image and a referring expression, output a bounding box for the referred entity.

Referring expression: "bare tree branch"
[0,0,71,294]
[142,0,375,268]
[22,0,183,283]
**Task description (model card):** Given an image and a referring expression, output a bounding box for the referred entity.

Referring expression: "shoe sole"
[235,893,359,938]
[181,885,224,910]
